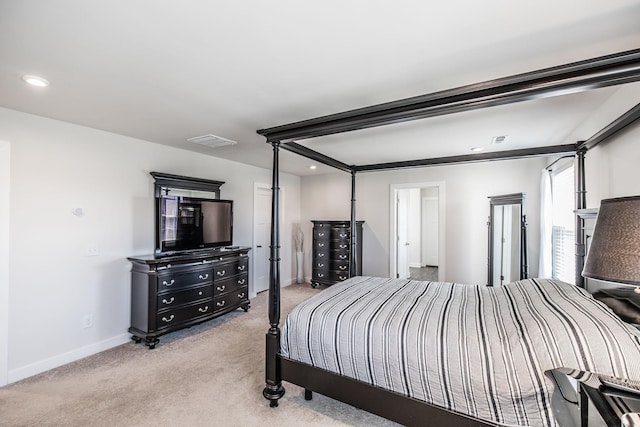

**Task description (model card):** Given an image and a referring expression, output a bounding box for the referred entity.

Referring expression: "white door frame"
[253,182,285,298]
[390,182,445,281]
[0,141,10,386]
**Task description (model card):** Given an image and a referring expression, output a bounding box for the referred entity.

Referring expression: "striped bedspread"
[281,277,640,426]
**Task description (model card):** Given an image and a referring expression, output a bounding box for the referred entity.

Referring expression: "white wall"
[301,157,545,284]
[0,107,301,384]
[0,140,10,386]
[584,120,640,206]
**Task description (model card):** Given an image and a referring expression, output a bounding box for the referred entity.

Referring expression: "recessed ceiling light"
[22,75,50,87]
[309,165,317,170]
[491,135,508,145]
[186,134,237,148]
[470,147,484,152]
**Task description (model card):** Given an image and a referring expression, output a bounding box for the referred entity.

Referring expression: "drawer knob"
[161,315,175,323]
[199,273,209,280]
[238,279,246,285]
[339,233,347,238]
[198,291,203,296]
[318,243,325,247]
[217,270,226,277]
[237,265,246,271]
[317,263,324,268]
[216,301,226,307]
[318,273,324,278]
[238,292,245,298]
[217,285,226,292]
[318,253,325,258]
[318,232,325,237]
[162,279,175,286]
[339,255,347,260]
[198,306,209,313]
[339,244,347,249]
[162,297,175,305]
[338,276,348,281]
[339,266,347,270]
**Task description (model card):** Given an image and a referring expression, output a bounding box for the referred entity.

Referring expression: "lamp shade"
[583,196,640,285]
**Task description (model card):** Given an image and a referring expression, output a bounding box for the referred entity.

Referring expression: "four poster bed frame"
[257,48,640,426]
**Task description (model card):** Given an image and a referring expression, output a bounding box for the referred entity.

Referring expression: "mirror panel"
[488,193,528,286]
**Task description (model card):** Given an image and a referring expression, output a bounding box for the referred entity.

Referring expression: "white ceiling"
[1,1,640,176]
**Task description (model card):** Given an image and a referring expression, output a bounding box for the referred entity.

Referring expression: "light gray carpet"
[0,284,400,427]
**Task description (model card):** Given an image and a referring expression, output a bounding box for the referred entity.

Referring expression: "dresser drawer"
[157,267,212,293]
[156,299,213,329]
[214,273,248,295]
[213,286,249,312]
[157,284,212,310]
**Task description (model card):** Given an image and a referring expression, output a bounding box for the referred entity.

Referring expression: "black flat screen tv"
[156,195,233,255]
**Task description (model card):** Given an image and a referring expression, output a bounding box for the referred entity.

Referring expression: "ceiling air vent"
[187,134,238,148]
[491,135,508,145]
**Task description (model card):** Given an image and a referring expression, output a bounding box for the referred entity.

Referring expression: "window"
[551,164,575,284]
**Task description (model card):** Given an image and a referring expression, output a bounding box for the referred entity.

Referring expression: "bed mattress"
[281,277,640,426]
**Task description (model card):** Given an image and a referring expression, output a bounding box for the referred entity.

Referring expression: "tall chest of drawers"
[311,220,364,287]
[128,247,250,348]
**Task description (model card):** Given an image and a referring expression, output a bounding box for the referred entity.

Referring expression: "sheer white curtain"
[539,168,553,278]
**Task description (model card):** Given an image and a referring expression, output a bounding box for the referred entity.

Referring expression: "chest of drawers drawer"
[214,273,249,295]
[157,267,212,293]
[157,284,212,310]
[214,285,249,312]
[156,299,213,329]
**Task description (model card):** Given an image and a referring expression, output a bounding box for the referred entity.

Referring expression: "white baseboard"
[410,262,422,268]
[7,333,131,384]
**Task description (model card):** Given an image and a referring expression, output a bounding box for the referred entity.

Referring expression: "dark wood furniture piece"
[128,247,250,349]
[574,373,640,427]
[311,220,363,287]
[258,49,640,425]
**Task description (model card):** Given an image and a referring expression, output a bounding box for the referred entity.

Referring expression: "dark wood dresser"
[128,247,250,348]
[311,220,363,287]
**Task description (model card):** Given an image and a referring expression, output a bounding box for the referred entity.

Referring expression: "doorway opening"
[390,182,445,282]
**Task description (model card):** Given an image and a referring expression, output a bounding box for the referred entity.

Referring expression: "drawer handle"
[339,233,347,238]
[199,273,209,280]
[318,232,325,237]
[339,255,347,260]
[198,306,209,313]
[162,297,175,305]
[237,265,246,271]
[161,315,175,323]
[217,285,226,292]
[238,292,245,298]
[198,291,204,296]
[317,263,324,268]
[318,273,324,278]
[339,265,347,270]
[162,279,175,286]
[338,275,348,280]
[339,244,347,249]
[238,279,246,285]
[217,270,226,277]
[216,301,226,307]
[318,253,325,258]
[318,242,325,247]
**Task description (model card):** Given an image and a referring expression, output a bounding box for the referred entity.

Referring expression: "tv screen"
[156,196,233,254]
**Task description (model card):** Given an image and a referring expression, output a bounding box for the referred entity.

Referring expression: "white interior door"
[253,185,271,295]
[396,190,410,279]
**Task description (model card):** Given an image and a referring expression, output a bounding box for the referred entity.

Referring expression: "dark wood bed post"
[574,148,587,288]
[264,141,285,407]
[350,170,358,277]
